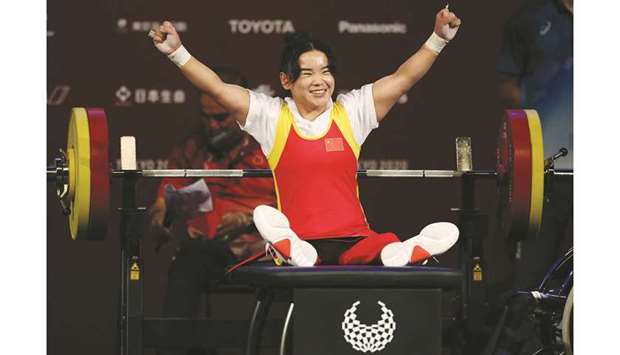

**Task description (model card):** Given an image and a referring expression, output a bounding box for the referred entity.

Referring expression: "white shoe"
[253,205,318,267]
[380,222,459,267]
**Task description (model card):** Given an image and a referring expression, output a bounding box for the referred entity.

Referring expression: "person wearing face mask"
[151,7,462,267]
[147,67,276,355]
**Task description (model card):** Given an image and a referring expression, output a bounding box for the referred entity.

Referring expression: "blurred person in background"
[147,67,275,355]
[494,1,573,353]
[497,0,573,292]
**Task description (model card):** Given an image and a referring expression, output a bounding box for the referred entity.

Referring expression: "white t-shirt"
[241,83,379,157]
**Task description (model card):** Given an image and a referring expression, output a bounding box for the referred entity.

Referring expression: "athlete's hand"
[434,6,461,41]
[150,21,182,55]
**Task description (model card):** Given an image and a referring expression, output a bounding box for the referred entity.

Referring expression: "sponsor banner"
[116,18,188,34]
[48,85,72,106]
[115,159,169,170]
[115,86,187,106]
[228,19,295,34]
[113,84,276,107]
[359,159,409,170]
[111,159,407,172]
[338,21,407,34]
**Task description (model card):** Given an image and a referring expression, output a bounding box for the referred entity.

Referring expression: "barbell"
[48,107,571,242]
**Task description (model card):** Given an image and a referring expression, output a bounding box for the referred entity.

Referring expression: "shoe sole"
[254,205,318,266]
[381,222,459,267]
[289,240,318,267]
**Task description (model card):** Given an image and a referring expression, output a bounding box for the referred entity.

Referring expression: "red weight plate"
[497,110,533,241]
[86,107,110,240]
[509,110,533,239]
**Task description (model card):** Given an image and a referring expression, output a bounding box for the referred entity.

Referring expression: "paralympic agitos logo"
[342,300,397,353]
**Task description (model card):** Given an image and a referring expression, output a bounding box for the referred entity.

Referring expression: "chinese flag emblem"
[325,137,344,152]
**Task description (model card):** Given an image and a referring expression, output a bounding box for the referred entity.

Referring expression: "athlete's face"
[280,50,335,114]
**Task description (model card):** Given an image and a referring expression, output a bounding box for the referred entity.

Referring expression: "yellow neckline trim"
[267,104,293,169]
[331,103,361,159]
[268,101,361,168]
[289,102,334,141]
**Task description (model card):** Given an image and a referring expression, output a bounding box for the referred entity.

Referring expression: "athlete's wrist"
[424,32,448,55]
[168,45,192,67]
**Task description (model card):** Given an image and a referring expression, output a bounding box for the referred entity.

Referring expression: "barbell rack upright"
[119,170,145,355]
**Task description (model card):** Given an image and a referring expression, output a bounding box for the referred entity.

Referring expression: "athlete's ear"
[280,72,292,90]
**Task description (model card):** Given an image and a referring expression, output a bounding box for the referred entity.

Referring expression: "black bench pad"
[227,265,462,290]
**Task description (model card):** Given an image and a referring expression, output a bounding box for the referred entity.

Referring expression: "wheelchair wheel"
[561,287,573,355]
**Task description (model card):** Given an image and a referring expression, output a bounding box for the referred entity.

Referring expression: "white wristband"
[424,32,449,55]
[168,45,192,67]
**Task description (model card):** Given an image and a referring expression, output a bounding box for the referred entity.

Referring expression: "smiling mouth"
[310,88,327,96]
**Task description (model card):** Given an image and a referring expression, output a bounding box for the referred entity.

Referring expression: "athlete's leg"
[339,231,400,265]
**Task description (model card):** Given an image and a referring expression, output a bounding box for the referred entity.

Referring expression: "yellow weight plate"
[525,109,544,237]
[67,108,91,240]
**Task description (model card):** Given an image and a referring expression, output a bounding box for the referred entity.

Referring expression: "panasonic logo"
[229,19,295,34]
[338,21,407,34]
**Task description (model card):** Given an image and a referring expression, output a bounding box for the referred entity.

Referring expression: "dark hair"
[279,32,336,83]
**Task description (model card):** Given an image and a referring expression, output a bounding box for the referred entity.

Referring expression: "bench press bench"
[228,264,463,355]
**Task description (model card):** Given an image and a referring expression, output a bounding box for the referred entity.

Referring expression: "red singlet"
[268,102,374,240]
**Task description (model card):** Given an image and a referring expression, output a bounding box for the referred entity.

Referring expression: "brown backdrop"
[47,0,526,354]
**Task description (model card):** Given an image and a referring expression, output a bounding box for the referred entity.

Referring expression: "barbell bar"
[47,107,571,242]
[49,167,497,180]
